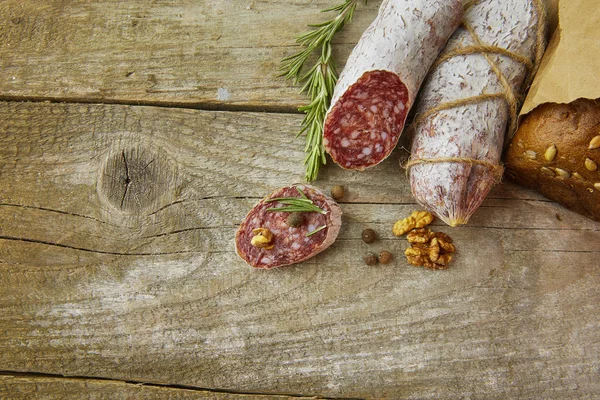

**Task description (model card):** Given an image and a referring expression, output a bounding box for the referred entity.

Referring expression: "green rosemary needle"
[281,0,367,182]
[306,225,327,237]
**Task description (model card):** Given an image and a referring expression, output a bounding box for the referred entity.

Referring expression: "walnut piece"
[404,246,428,266]
[406,228,435,243]
[435,233,455,253]
[393,211,434,236]
[251,228,274,249]
[404,228,455,270]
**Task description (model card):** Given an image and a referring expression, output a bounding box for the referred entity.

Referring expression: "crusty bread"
[505,98,600,222]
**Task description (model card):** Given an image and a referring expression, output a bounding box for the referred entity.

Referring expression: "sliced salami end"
[235,185,342,269]
[322,0,463,171]
[323,70,409,171]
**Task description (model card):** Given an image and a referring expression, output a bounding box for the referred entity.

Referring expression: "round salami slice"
[235,185,342,269]
[323,0,463,171]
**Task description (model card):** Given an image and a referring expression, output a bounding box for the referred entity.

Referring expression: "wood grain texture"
[0,375,311,399]
[0,0,380,109]
[1,102,599,398]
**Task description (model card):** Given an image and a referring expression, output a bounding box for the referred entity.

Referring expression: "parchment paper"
[520,0,600,116]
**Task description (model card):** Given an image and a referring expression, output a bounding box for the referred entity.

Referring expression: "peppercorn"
[378,250,393,264]
[364,252,378,266]
[287,213,304,228]
[330,185,345,200]
[361,228,377,244]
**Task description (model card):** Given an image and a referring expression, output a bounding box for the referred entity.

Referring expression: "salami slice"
[235,185,342,269]
[323,0,462,171]
[407,0,546,226]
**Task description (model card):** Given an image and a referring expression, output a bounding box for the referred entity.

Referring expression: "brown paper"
[520,0,600,116]
[544,0,559,40]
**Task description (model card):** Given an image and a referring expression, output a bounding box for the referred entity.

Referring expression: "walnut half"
[393,211,434,236]
[404,228,455,270]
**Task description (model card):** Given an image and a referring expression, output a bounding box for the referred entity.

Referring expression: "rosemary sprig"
[266,187,327,214]
[281,0,366,182]
[265,195,327,214]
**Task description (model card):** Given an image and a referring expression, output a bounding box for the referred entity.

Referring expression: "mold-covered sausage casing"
[323,0,462,171]
[235,185,342,269]
[409,0,544,226]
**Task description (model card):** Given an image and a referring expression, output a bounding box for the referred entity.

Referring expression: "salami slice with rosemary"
[407,0,546,226]
[235,185,342,269]
[323,0,462,171]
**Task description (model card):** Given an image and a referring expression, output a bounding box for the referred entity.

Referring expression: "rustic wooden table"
[1,1,598,398]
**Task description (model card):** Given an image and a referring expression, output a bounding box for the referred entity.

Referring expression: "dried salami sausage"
[408,0,546,226]
[235,185,342,269]
[323,0,462,171]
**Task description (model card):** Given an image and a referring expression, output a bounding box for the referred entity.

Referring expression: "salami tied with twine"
[406,0,547,226]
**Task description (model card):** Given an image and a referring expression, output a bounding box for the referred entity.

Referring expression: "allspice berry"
[364,252,378,266]
[287,213,304,228]
[361,228,377,244]
[330,185,345,200]
[378,250,393,264]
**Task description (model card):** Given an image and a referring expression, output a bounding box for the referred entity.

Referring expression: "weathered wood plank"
[0,0,381,109]
[1,102,599,398]
[0,0,559,109]
[0,375,311,400]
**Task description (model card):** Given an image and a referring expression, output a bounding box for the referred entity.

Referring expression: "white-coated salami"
[235,185,342,269]
[323,0,462,171]
[407,0,546,226]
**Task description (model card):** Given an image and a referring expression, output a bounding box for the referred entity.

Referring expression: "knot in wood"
[99,146,175,214]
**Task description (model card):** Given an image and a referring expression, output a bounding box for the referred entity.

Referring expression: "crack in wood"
[140,158,155,173]
[0,95,301,115]
[0,370,362,400]
[0,235,202,256]
[146,199,186,216]
[141,225,237,239]
[0,203,116,226]
[120,150,131,210]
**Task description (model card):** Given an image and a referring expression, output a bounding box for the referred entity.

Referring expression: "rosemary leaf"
[306,225,327,237]
[265,197,313,204]
[296,187,309,199]
[280,0,367,182]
